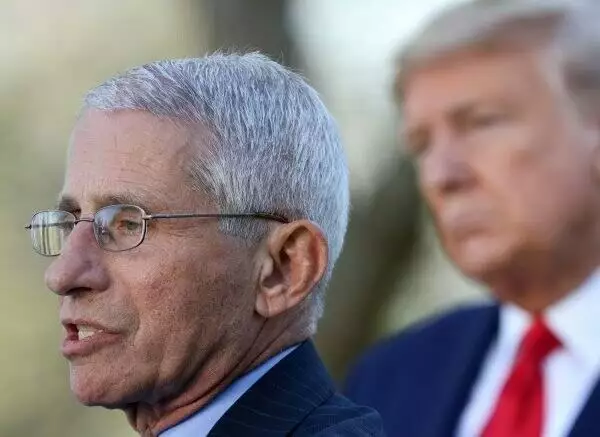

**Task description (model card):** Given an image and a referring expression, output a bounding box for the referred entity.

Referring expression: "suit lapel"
[568,377,600,437]
[209,341,334,437]
[423,305,499,437]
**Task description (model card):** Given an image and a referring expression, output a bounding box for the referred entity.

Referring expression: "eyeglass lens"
[29,205,146,256]
[30,211,75,256]
[94,205,145,252]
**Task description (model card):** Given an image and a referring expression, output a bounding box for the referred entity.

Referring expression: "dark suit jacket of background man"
[344,305,600,437]
[208,341,385,436]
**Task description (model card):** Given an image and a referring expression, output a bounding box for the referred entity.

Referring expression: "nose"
[419,132,474,196]
[44,220,110,296]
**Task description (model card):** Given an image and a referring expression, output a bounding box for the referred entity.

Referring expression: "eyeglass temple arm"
[24,212,289,230]
[145,212,289,223]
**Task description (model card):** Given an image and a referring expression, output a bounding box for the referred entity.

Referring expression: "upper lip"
[60,318,114,333]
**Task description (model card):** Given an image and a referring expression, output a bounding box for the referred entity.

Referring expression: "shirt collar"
[499,269,600,370]
[546,269,600,369]
[160,345,299,437]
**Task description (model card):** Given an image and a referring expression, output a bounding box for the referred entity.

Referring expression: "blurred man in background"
[26,53,384,437]
[345,1,600,436]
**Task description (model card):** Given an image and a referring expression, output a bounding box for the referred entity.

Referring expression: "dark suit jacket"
[344,305,600,437]
[209,341,386,436]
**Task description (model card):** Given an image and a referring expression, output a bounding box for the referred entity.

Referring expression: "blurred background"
[0,0,486,435]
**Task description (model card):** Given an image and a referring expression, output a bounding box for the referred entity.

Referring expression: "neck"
[125,317,309,437]
[485,248,600,314]
[482,206,600,313]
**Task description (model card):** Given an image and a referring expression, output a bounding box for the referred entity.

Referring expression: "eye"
[405,130,430,157]
[116,220,143,235]
[467,111,507,129]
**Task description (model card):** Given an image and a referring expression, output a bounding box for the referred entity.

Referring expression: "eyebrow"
[405,98,508,133]
[56,195,79,212]
[448,102,485,124]
[56,191,156,213]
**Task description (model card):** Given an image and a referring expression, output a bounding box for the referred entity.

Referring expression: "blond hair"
[396,0,600,109]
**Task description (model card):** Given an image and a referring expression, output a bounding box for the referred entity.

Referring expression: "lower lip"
[61,332,121,358]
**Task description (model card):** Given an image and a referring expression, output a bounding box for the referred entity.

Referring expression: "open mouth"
[62,323,118,358]
[65,323,105,341]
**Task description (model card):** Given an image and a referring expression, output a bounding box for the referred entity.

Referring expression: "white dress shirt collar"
[499,268,600,370]
[458,269,600,437]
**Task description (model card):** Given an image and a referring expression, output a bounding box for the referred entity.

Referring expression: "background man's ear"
[592,148,600,183]
[255,220,328,318]
[584,122,600,181]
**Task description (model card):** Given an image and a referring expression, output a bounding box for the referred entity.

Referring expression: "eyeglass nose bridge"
[74,217,95,225]
[73,217,94,225]
[62,216,94,247]
[72,216,111,249]
[70,216,95,237]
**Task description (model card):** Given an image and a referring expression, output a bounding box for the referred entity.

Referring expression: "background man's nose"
[420,135,474,195]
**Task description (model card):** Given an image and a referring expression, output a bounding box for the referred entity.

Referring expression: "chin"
[69,362,139,408]
[447,235,514,282]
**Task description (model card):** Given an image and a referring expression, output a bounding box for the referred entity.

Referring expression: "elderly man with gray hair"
[25,53,384,437]
[345,1,600,437]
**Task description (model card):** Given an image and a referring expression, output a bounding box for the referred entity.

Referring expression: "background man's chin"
[449,241,513,284]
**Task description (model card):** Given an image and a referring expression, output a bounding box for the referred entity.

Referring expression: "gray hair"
[396,0,600,111]
[83,53,350,326]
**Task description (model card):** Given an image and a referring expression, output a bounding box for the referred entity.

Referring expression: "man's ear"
[255,220,328,319]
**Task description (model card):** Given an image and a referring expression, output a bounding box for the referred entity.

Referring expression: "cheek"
[476,142,592,243]
[128,260,210,346]
[124,248,254,367]
[68,256,237,406]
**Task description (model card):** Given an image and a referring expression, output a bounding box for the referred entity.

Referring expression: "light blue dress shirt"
[160,345,298,437]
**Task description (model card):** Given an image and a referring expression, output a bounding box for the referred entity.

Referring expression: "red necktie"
[481,317,561,437]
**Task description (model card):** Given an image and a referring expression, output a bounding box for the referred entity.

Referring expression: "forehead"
[64,109,197,211]
[402,47,562,123]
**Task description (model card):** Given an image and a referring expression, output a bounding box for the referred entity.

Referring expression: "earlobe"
[254,220,328,319]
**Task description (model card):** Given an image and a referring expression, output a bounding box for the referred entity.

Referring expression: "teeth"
[76,325,103,341]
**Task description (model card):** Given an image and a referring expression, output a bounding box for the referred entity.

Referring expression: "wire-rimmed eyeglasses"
[25,204,289,257]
